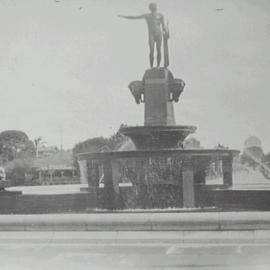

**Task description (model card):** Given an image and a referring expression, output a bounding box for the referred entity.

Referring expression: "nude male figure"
[118,3,166,68]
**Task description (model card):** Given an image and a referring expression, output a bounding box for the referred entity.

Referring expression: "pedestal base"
[144,68,176,126]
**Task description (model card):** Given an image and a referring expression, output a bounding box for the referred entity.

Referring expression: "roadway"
[0,231,270,269]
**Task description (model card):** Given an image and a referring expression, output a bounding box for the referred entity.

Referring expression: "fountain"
[77,6,239,210]
[78,66,238,210]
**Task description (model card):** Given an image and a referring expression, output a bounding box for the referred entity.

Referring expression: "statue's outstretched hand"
[117,14,145,20]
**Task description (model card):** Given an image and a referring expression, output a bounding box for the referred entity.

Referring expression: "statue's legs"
[149,35,155,68]
[155,35,162,67]
[149,33,162,68]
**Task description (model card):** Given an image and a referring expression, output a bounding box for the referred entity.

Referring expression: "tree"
[4,158,33,186]
[73,137,111,155]
[0,130,33,162]
[72,129,127,172]
[0,130,35,186]
[73,131,126,155]
[33,136,46,158]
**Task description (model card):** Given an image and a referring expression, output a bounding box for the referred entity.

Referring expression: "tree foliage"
[72,130,126,172]
[4,158,34,186]
[33,136,46,158]
[0,130,35,162]
[0,130,35,185]
[73,131,126,155]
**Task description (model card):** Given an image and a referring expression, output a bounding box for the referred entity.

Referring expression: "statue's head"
[149,2,157,12]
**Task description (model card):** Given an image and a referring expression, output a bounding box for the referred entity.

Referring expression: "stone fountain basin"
[77,148,239,209]
[78,148,239,161]
[119,125,197,149]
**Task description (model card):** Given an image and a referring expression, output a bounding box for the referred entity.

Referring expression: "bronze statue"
[118,3,169,68]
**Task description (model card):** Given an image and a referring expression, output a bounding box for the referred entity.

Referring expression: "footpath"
[0,211,270,236]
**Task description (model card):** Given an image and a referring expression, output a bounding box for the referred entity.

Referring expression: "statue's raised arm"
[118,2,169,68]
[118,14,147,20]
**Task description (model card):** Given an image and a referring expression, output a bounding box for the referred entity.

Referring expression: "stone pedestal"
[144,68,175,126]
[78,160,88,184]
[182,158,195,208]
[103,159,121,210]
[222,155,233,187]
[79,160,98,207]
[120,68,196,149]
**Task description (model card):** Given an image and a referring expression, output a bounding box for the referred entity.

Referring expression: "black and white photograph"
[0,0,270,269]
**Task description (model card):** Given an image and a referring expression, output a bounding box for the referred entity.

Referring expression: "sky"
[0,0,269,151]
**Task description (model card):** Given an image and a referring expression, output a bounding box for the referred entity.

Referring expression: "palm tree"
[33,137,46,158]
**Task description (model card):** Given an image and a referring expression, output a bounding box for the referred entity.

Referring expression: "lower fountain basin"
[119,125,197,149]
[77,148,239,209]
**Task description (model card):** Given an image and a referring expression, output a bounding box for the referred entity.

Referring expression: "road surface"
[0,231,270,270]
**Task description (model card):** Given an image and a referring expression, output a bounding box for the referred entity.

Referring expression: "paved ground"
[0,231,270,270]
[1,212,270,231]
[6,183,88,194]
[6,183,131,194]
[207,169,270,190]
[2,169,270,269]
[0,212,270,269]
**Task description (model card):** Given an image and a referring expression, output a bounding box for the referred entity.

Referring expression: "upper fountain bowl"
[119,125,197,150]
